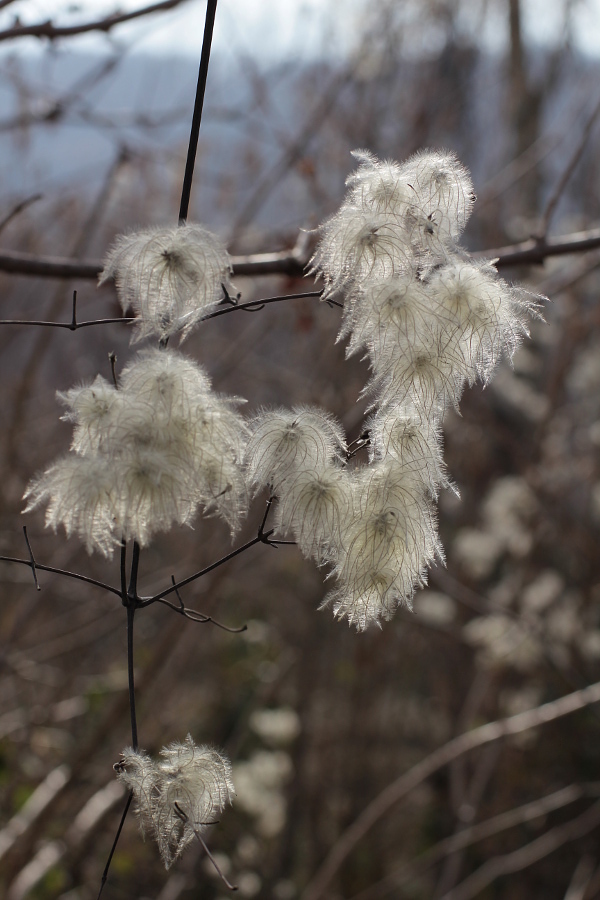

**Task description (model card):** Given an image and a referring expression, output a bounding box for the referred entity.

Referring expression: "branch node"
[22,526,40,591]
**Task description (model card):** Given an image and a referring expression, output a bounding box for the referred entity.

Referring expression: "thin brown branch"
[0,194,42,237]
[441,801,600,900]
[349,783,600,900]
[5,222,600,283]
[0,0,189,43]
[475,227,600,268]
[0,244,312,280]
[6,781,125,900]
[538,95,600,239]
[301,680,600,900]
[564,856,596,900]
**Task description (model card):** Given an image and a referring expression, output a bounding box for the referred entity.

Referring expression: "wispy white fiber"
[116,736,234,870]
[24,349,248,555]
[245,406,346,493]
[304,148,541,627]
[274,462,354,563]
[99,224,231,342]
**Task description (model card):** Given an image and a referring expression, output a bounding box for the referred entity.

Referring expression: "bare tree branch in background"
[0,0,190,43]
[440,802,600,900]
[302,680,600,900]
[349,783,600,900]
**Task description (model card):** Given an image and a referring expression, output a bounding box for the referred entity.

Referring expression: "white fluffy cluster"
[247,150,541,629]
[24,348,248,555]
[115,736,234,869]
[99,224,231,342]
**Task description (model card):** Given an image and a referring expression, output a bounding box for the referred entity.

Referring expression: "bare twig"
[0,0,189,43]
[0,244,315,279]
[159,577,247,632]
[349,783,600,900]
[440,801,600,900]
[173,803,237,891]
[301,680,600,900]
[474,227,600,268]
[6,781,125,900]
[564,856,596,900]
[0,193,42,237]
[0,765,70,864]
[0,315,134,329]
[4,221,600,284]
[538,95,600,239]
[0,554,122,599]
[97,792,133,900]
[0,291,332,330]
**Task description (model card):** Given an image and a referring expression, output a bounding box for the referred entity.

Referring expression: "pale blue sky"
[1,0,600,60]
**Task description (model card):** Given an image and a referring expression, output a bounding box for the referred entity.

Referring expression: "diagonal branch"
[440,801,600,900]
[301,679,600,900]
[0,0,190,43]
[348,783,600,900]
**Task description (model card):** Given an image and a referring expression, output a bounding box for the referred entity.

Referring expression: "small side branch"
[0,552,122,598]
[173,803,237,891]
[22,527,40,591]
[157,576,247,632]
[142,497,281,606]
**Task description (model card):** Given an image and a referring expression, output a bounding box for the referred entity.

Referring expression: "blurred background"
[1,0,600,898]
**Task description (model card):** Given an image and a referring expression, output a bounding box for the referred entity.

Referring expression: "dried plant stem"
[179,0,218,223]
[97,793,133,900]
[302,679,600,900]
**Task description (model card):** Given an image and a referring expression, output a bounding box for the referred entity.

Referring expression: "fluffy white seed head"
[112,447,198,547]
[367,327,468,415]
[341,269,434,359]
[114,748,161,838]
[119,347,213,415]
[427,259,536,380]
[367,405,451,496]
[115,737,234,870]
[23,455,118,556]
[346,149,416,214]
[24,349,249,553]
[245,406,346,493]
[58,375,124,456]
[194,446,249,533]
[322,464,441,630]
[399,149,475,244]
[275,462,354,563]
[309,206,410,298]
[322,565,422,631]
[99,224,231,342]
[155,737,235,869]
